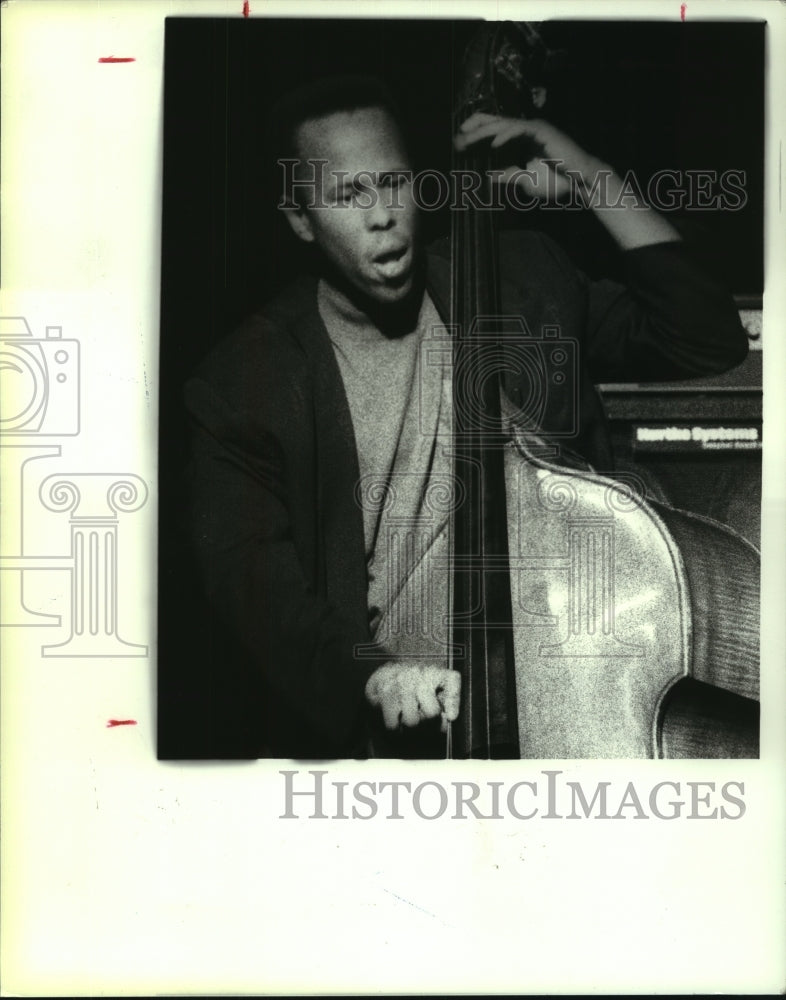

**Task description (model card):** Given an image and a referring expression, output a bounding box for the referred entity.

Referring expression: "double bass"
[443,22,759,759]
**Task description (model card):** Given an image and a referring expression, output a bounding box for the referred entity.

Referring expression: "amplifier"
[598,303,762,548]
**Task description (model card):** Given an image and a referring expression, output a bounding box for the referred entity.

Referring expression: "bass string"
[450,143,499,758]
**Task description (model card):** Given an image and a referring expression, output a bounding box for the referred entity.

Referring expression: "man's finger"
[454,119,519,151]
[414,679,441,720]
[365,674,382,706]
[399,689,421,728]
[381,693,402,731]
[459,111,501,131]
[436,670,462,722]
[490,123,533,150]
[454,120,512,150]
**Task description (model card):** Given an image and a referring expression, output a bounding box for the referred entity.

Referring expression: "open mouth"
[374,245,407,264]
[372,245,410,281]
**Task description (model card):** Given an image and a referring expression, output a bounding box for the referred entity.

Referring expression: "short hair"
[269,74,407,163]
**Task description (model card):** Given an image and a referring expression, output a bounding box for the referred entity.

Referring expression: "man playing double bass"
[184,74,748,759]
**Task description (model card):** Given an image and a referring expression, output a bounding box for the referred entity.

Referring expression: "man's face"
[288,106,419,305]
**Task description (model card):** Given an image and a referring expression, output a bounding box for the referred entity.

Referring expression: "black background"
[158,18,764,759]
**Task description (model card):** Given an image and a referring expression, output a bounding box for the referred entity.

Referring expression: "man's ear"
[530,86,547,110]
[282,205,315,244]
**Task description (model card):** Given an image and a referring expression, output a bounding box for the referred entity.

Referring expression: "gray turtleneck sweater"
[318,279,452,662]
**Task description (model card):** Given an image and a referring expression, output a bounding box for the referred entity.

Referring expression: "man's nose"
[364,190,396,230]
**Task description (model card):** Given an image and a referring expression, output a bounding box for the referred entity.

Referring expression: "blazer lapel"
[287,284,371,643]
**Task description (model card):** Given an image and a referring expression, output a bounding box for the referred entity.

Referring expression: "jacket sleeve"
[537,235,749,384]
[183,369,376,753]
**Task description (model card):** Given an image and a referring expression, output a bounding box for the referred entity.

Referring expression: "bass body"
[494,431,759,758]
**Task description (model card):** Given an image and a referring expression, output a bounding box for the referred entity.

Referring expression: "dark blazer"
[183,231,748,758]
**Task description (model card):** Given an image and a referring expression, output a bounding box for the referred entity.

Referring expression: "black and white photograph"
[2,2,784,995]
[159,16,764,761]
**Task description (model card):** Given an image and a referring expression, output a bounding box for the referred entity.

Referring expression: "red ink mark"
[106,719,138,727]
[98,56,136,64]
[243,1,250,16]
[680,3,686,20]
